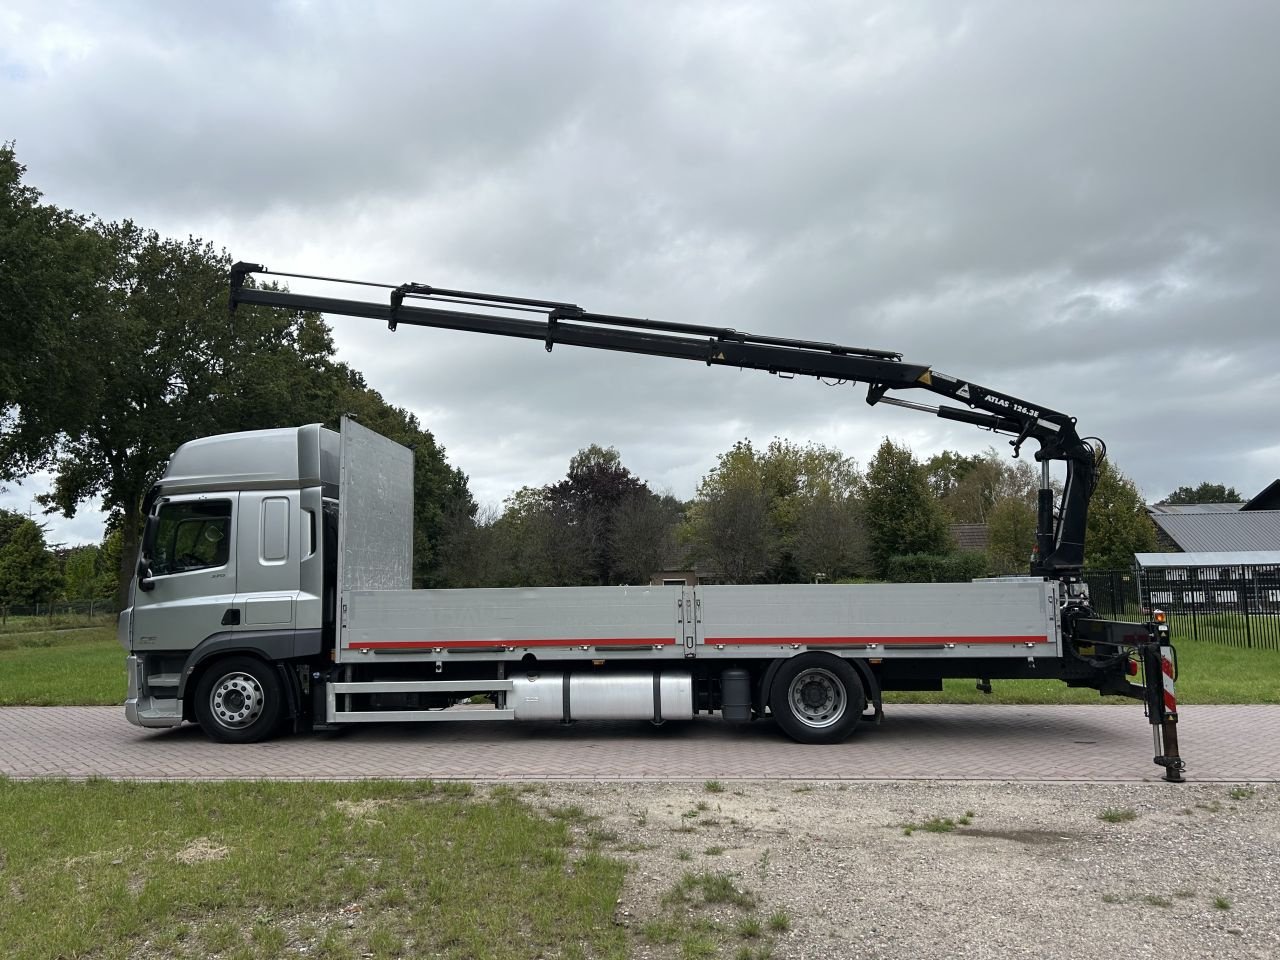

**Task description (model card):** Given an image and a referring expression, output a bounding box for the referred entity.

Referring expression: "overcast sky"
[3,0,1278,545]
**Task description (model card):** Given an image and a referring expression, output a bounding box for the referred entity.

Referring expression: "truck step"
[330,680,513,695]
[327,679,517,725]
[331,707,517,724]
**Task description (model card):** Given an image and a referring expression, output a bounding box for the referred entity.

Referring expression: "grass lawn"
[0,625,125,706]
[2,623,1277,708]
[0,779,627,960]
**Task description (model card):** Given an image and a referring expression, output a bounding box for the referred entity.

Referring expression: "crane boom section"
[228,264,1098,577]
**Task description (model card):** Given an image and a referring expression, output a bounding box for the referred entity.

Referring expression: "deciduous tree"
[545,444,647,585]
[863,438,951,578]
[611,491,683,585]
[684,438,868,584]
[683,441,776,584]
[987,497,1037,574]
[13,224,348,605]
[1085,461,1158,568]
[1159,482,1243,505]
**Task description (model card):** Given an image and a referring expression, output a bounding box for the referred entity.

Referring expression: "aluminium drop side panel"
[694,579,1061,660]
[340,585,684,662]
[337,416,414,596]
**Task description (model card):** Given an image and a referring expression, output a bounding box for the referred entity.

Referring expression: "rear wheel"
[193,656,283,743]
[769,654,865,744]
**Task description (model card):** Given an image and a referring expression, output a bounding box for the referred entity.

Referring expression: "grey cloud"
[3,0,1278,545]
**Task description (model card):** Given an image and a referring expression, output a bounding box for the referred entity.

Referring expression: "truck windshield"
[150,500,232,576]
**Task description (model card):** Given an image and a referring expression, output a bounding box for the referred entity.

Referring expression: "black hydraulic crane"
[229,263,1101,582]
[228,262,1182,780]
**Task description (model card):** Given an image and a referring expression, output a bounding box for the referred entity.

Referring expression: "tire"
[193,655,284,744]
[769,654,865,744]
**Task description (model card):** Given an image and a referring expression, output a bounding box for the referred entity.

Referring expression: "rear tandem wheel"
[769,653,866,744]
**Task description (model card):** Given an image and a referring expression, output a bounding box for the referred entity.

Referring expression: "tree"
[3,146,476,602]
[433,503,504,589]
[97,528,124,599]
[0,519,63,606]
[1159,482,1244,505]
[61,545,101,601]
[683,438,868,584]
[929,448,1039,524]
[435,446,677,589]
[0,508,26,553]
[1085,461,1158,568]
[491,486,592,587]
[611,491,683,585]
[987,497,1037,574]
[774,441,866,582]
[923,450,983,502]
[3,217,350,604]
[545,444,648,585]
[683,441,772,583]
[863,438,951,578]
[0,144,104,433]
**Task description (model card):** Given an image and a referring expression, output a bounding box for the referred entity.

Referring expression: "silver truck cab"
[121,423,339,731]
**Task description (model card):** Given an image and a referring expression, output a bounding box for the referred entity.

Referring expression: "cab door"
[233,490,300,631]
[131,494,238,653]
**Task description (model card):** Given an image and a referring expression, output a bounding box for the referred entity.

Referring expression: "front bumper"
[123,654,183,729]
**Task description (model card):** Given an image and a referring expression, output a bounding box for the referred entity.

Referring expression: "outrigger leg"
[1141,615,1185,783]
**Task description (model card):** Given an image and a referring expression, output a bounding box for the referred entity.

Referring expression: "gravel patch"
[520,780,1279,960]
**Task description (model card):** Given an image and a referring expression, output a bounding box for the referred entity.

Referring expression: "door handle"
[221,609,241,626]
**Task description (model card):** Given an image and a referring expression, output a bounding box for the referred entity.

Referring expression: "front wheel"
[769,654,865,744]
[193,656,283,743]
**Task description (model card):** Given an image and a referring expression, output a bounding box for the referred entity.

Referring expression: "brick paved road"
[0,704,1275,782]
[0,701,1274,783]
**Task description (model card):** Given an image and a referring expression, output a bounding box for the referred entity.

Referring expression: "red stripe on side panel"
[348,637,677,650]
[703,635,1048,646]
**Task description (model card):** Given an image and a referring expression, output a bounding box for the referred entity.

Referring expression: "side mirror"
[136,554,155,592]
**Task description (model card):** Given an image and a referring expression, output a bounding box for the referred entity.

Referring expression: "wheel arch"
[179,630,306,723]
[758,652,878,715]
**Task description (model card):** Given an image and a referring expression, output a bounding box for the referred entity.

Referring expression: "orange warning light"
[1153,609,1167,624]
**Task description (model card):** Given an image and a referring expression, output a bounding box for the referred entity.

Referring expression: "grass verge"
[0,626,125,705]
[0,778,626,960]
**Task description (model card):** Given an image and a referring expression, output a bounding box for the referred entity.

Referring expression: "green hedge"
[887,551,991,583]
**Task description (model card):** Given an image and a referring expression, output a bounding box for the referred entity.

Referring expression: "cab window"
[150,500,232,575]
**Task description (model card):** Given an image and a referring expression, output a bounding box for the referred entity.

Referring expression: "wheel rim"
[208,671,265,730]
[786,667,847,729]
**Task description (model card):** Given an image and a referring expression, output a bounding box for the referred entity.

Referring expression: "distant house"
[950,523,989,553]
[1242,480,1280,511]
[1146,480,1280,553]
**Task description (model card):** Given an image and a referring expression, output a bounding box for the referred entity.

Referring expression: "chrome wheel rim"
[209,671,265,730]
[787,667,846,729]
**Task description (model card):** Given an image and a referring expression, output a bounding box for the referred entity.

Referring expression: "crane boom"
[229,263,1101,580]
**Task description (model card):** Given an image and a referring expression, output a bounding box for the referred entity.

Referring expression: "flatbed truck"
[119,265,1185,780]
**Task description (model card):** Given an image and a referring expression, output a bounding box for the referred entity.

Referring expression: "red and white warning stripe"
[1160,645,1177,716]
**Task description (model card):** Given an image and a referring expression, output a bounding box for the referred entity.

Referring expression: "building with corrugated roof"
[1145,507,1280,552]
[1243,480,1280,511]
[1146,480,1280,553]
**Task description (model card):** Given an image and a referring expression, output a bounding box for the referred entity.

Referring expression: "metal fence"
[1084,566,1280,652]
[0,598,118,627]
